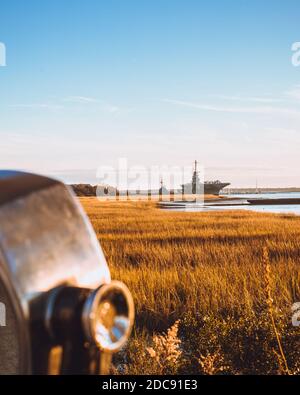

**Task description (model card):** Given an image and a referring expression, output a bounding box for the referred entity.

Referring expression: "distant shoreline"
[71,184,300,198]
[224,188,300,194]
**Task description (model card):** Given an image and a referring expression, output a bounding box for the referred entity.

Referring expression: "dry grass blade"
[81,198,300,374]
[263,247,291,375]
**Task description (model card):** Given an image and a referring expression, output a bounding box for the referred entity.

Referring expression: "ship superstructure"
[181,160,230,195]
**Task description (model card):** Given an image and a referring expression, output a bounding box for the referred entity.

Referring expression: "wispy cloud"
[9,96,127,115]
[163,98,300,117]
[285,85,300,101]
[210,94,282,103]
[10,103,63,110]
[63,96,98,103]
[102,104,120,113]
[63,96,128,114]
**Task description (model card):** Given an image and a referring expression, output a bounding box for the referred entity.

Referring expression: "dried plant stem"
[263,247,291,375]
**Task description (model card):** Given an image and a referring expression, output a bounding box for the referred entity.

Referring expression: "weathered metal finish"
[0,256,28,374]
[0,171,111,374]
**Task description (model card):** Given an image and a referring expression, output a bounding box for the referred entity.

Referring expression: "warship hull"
[181,182,230,195]
[204,182,230,195]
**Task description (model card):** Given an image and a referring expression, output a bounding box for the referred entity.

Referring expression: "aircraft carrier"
[72,160,230,196]
[181,161,230,195]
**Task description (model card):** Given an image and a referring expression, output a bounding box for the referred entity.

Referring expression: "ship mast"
[192,160,199,194]
[159,177,164,201]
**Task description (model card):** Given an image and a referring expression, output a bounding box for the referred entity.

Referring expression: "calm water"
[227,192,300,200]
[165,192,300,215]
[226,192,300,215]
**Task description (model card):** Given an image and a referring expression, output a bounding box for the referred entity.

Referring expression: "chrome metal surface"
[82,281,134,352]
[0,171,111,374]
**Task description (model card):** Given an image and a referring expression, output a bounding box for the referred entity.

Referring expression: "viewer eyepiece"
[82,281,134,352]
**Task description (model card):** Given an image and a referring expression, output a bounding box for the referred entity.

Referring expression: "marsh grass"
[81,198,300,375]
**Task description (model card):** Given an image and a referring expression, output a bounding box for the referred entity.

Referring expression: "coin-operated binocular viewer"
[0,171,134,375]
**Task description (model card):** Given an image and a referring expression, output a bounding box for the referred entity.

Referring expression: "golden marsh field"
[81,198,300,375]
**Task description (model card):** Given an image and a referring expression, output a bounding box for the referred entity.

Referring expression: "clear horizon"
[1,0,300,188]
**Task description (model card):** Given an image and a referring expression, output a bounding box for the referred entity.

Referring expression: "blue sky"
[0,0,300,187]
